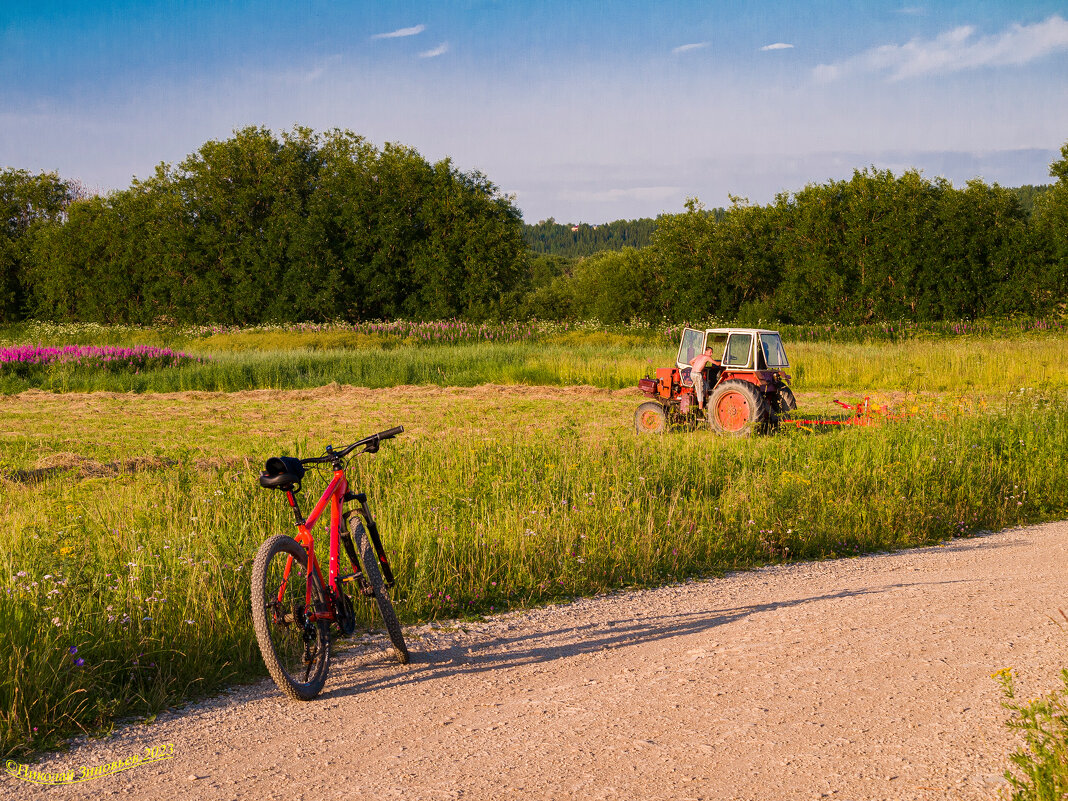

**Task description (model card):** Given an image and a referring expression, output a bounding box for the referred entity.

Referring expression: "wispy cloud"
[815,14,1068,81]
[760,42,794,51]
[672,42,708,54]
[895,6,926,15]
[372,24,426,40]
[419,42,449,59]
[561,185,681,204]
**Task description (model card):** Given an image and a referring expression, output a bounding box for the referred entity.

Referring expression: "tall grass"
[1,336,1066,394]
[3,396,1067,756]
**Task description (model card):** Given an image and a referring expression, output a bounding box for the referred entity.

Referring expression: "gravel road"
[9,521,1067,801]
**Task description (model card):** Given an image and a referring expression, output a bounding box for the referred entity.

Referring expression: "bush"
[995,633,1068,800]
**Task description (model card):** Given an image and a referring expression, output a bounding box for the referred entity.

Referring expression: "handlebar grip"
[377,426,404,440]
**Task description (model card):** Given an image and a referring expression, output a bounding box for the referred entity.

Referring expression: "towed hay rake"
[777,397,910,431]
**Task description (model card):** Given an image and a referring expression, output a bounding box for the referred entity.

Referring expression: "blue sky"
[2,1,1067,222]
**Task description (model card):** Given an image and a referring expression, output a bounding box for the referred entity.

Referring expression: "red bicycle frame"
[276,468,350,623]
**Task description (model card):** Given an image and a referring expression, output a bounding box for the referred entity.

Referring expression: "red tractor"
[635,327,797,435]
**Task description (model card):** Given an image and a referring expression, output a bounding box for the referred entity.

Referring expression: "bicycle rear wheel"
[350,519,409,664]
[251,534,331,700]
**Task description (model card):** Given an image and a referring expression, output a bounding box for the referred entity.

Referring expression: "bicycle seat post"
[285,490,305,525]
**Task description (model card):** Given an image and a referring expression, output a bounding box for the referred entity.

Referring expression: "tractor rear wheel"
[634,401,669,434]
[707,380,771,436]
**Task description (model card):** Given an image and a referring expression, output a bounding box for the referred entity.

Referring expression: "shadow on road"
[323,577,976,700]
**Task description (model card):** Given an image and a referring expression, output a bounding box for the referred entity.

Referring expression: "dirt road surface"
[10,521,1067,801]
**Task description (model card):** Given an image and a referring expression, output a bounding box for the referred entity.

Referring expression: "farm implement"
[777,397,908,430]
[635,327,906,435]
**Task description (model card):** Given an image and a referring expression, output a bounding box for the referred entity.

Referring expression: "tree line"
[2,126,525,324]
[2,128,1066,326]
[515,154,1067,325]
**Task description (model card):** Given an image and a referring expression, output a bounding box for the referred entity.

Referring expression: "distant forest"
[2,126,1066,326]
[523,218,660,257]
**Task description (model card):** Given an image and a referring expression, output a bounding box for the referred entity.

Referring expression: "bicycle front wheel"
[251,534,331,700]
[351,520,409,664]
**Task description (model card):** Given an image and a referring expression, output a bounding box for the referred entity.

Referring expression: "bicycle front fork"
[342,493,397,589]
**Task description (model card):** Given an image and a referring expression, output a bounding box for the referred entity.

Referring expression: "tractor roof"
[705,328,781,336]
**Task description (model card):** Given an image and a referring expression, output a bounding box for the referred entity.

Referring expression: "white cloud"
[371,24,426,40]
[895,6,926,15]
[815,14,1068,82]
[672,42,708,54]
[760,43,794,51]
[419,42,449,58]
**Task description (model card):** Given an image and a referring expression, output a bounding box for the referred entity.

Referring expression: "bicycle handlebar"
[300,426,405,466]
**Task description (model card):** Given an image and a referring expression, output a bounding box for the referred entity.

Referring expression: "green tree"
[1028,140,1068,314]
[0,169,78,321]
[568,248,658,323]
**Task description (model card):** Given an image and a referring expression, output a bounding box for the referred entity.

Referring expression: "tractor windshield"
[724,333,753,367]
[676,328,706,368]
[758,333,789,368]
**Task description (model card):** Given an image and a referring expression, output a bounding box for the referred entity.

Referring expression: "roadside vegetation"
[996,655,1068,800]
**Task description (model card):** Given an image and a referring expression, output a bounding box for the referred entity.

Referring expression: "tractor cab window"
[709,333,728,361]
[724,333,753,367]
[676,328,707,368]
[759,333,789,369]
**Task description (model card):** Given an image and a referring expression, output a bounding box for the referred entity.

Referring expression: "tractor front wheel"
[634,401,669,434]
[707,380,771,436]
[777,385,798,413]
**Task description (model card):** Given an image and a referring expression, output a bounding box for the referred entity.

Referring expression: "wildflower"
[68,646,78,655]
[74,658,85,667]
[52,617,61,626]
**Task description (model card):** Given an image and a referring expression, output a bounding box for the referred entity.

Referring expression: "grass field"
[2,321,1067,759]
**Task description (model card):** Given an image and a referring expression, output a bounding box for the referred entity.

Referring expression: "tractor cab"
[637,327,796,435]
[678,327,789,372]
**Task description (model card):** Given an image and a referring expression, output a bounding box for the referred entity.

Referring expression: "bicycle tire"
[251,534,331,700]
[350,519,409,664]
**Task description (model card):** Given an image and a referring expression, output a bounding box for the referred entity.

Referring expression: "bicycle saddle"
[259,456,306,490]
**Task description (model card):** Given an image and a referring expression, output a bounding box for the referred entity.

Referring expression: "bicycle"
[251,426,408,700]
